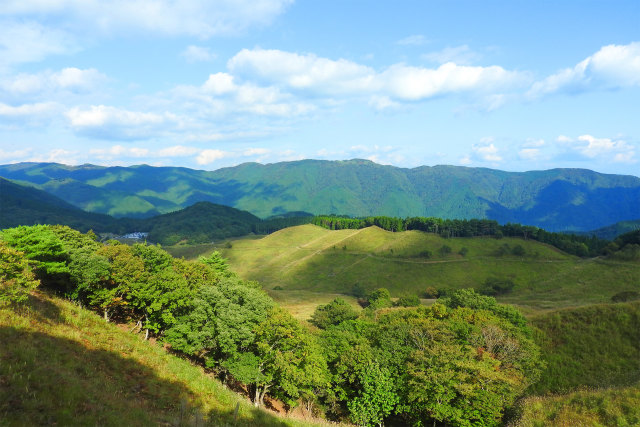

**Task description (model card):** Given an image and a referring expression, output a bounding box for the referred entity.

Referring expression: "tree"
[310,298,359,329]
[347,362,398,427]
[0,242,39,306]
[366,288,392,310]
[199,251,232,277]
[251,308,329,408]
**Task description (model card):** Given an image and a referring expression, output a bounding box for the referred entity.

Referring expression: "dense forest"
[1,224,544,426]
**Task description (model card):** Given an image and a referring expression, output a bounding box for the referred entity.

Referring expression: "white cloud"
[528,42,640,98]
[0,147,32,161]
[182,45,216,63]
[518,148,542,160]
[459,155,472,165]
[556,134,636,164]
[27,148,80,164]
[196,149,230,165]
[472,143,502,162]
[2,68,106,95]
[243,147,270,156]
[66,105,179,140]
[157,145,199,157]
[422,45,481,65]
[228,48,526,101]
[0,102,58,117]
[229,48,376,95]
[0,0,294,38]
[397,35,428,46]
[0,20,78,68]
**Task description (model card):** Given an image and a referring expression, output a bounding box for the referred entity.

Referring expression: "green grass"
[0,292,327,426]
[529,302,640,395]
[222,225,640,313]
[512,384,640,427]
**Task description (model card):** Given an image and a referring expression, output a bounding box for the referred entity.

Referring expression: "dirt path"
[280,228,365,272]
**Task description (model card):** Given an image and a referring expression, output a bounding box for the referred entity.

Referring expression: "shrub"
[394,294,421,307]
[480,277,516,296]
[458,247,468,257]
[423,286,439,299]
[611,290,640,303]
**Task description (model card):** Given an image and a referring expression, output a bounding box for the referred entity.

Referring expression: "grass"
[221,225,640,314]
[529,301,640,395]
[0,292,329,426]
[512,384,640,427]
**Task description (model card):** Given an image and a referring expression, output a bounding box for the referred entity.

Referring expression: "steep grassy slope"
[2,160,639,230]
[530,302,640,394]
[222,225,640,313]
[513,385,640,426]
[0,292,321,426]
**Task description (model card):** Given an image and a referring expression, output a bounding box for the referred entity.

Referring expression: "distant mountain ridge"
[1,160,639,231]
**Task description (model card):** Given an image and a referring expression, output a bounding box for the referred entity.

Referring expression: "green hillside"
[0,292,316,426]
[0,177,122,232]
[220,224,640,313]
[1,178,310,245]
[2,160,639,231]
[587,219,640,240]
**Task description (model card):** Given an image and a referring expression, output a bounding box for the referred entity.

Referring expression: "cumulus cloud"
[471,142,502,163]
[557,134,636,164]
[182,45,216,63]
[157,145,200,157]
[65,105,180,140]
[196,149,230,165]
[228,48,525,101]
[528,42,640,98]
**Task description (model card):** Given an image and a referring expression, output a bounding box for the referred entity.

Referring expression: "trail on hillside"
[280,228,365,272]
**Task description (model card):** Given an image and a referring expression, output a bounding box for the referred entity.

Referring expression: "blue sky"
[1,0,639,176]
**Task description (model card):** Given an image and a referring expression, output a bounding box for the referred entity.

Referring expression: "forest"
[1,224,546,426]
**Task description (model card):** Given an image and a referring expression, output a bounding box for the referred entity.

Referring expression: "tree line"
[1,224,543,426]
[312,215,609,257]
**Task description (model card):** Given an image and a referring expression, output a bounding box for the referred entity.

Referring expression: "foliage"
[480,276,517,296]
[310,298,359,329]
[365,288,392,310]
[611,290,640,303]
[393,294,421,307]
[0,242,39,305]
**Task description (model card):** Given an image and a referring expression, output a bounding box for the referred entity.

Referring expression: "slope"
[0,292,316,426]
[0,177,121,232]
[222,224,640,312]
[2,160,640,231]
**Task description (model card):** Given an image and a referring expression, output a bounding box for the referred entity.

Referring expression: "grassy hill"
[0,291,324,426]
[2,160,639,231]
[586,219,640,240]
[218,224,640,314]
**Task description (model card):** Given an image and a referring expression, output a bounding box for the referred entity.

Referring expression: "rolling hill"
[2,160,640,231]
[218,224,640,313]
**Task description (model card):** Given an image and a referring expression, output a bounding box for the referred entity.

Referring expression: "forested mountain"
[2,160,639,231]
[0,178,311,244]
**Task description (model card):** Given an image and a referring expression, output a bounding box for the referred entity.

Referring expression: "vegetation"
[513,384,640,426]
[222,225,640,313]
[2,160,640,231]
[1,224,549,425]
[529,302,640,394]
[0,292,315,426]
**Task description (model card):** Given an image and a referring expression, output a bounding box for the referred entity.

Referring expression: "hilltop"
[2,160,639,231]
[218,224,640,313]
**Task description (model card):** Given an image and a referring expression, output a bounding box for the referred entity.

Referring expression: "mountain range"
[1,159,639,232]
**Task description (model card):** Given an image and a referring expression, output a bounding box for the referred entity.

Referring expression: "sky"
[1,0,639,176]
